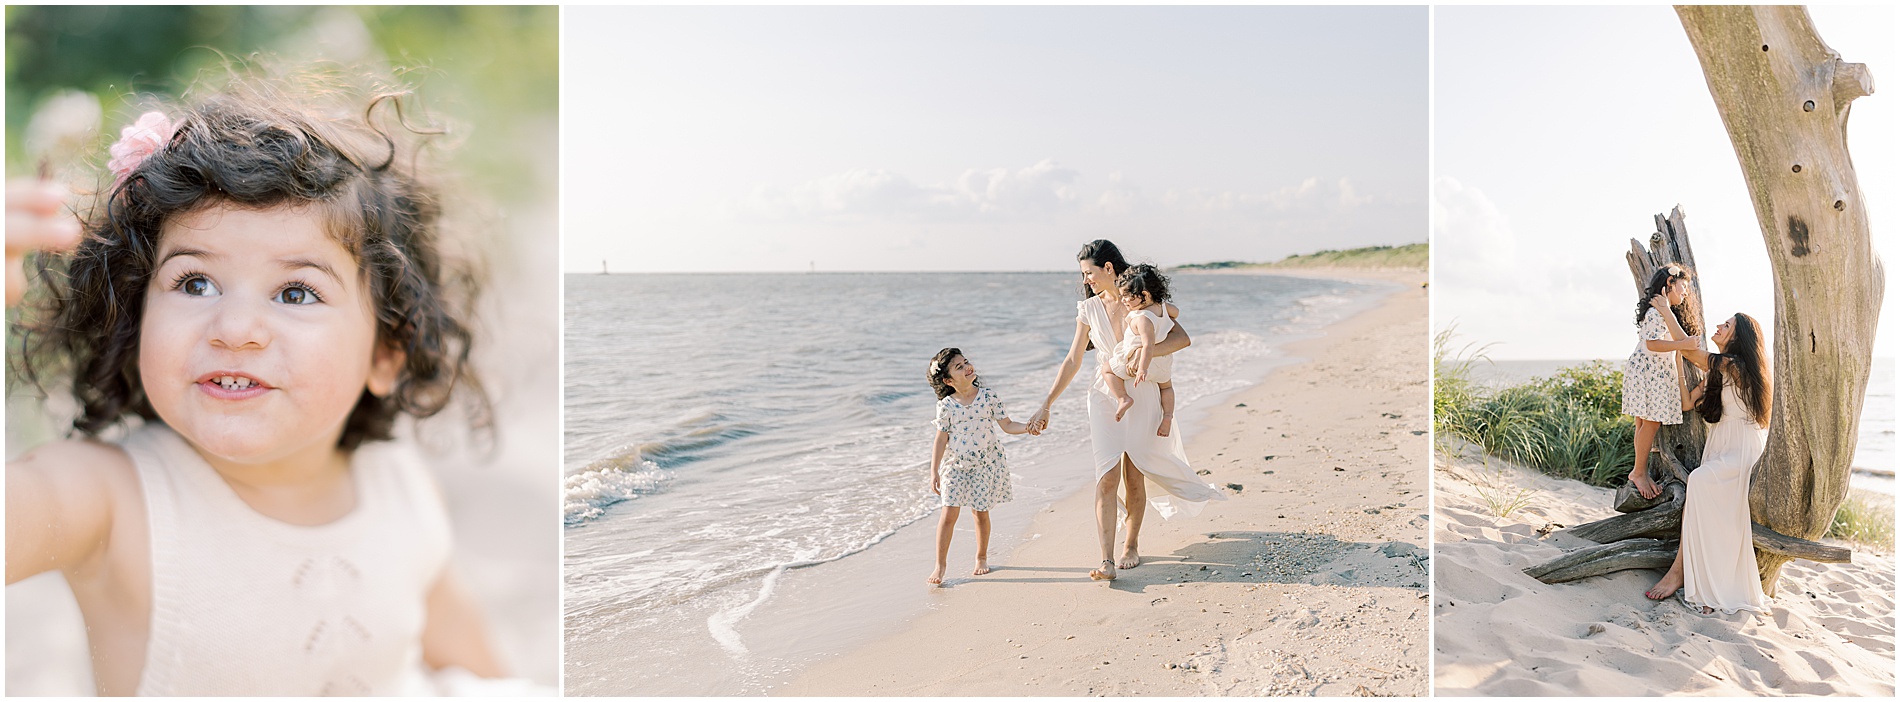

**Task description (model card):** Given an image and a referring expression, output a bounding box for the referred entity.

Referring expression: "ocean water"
[561,271,1385,693]
[1471,359,1895,494]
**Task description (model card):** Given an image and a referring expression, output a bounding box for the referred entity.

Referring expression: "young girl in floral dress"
[924,348,1032,585]
[1623,264,1703,499]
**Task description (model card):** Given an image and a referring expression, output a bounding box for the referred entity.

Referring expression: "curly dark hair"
[1115,263,1171,306]
[17,71,489,451]
[1635,263,1702,337]
[1697,313,1772,427]
[926,347,981,400]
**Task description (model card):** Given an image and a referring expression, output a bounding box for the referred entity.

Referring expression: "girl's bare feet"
[1118,546,1141,570]
[1114,396,1133,422]
[1089,559,1117,581]
[1628,469,1661,500]
[973,557,991,576]
[1156,415,1172,437]
[1645,570,1683,600]
[927,564,947,585]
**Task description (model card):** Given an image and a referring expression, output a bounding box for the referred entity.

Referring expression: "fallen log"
[1524,539,1677,584]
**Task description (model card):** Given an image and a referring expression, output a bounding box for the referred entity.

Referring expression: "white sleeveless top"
[125,424,451,696]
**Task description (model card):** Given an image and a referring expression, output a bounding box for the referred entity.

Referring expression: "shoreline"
[776,267,1430,695]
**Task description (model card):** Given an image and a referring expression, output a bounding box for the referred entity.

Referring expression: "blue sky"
[564,6,1427,272]
[1434,5,1895,359]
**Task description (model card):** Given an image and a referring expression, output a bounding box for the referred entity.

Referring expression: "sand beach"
[777,268,1430,696]
[1433,439,1895,696]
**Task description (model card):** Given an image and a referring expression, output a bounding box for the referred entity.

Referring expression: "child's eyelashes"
[166,271,325,305]
[172,271,220,297]
[273,282,324,306]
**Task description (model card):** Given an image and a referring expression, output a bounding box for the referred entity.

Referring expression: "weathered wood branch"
[1752,522,1851,564]
[1525,539,1677,584]
[1569,482,1686,543]
[1678,5,1883,596]
[1615,450,1690,512]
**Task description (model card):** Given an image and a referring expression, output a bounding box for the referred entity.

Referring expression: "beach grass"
[1178,243,1427,271]
[1434,330,1635,488]
[1828,488,1895,552]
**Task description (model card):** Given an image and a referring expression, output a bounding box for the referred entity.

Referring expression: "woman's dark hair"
[1696,313,1771,427]
[1636,263,1702,336]
[18,70,489,451]
[926,347,980,399]
[1076,239,1130,299]
[1115,264,1171,305]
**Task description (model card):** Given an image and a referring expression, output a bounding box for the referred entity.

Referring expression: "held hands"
[1026,408,1050,435]
[6,180,82,307]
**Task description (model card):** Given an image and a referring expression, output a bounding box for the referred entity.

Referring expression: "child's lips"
[194,371,273,400]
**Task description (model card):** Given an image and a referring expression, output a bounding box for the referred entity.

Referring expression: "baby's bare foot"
[1114,396,1133,422]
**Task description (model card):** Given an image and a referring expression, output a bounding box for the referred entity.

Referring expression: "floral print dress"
[933,387,1013,511]
[1622,308,1684,424]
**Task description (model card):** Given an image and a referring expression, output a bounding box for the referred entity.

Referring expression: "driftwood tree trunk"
[1678,5,1883,596]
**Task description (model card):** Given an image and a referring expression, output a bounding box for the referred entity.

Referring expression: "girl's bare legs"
[1156,383,1175,437]
[1119,457,1147,569]
[972,510,992,575]
[929,506,960,585]
[1629,418,1662,499]
[1090,466,1122,580]
[1646,542,1686,600]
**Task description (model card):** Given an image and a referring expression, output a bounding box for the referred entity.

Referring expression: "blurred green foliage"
[5,5,556,202]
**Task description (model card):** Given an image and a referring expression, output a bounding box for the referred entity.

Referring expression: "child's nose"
[207,296,273,350]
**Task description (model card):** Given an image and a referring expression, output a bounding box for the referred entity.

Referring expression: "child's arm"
[421,568,507,677]
[929,430,949,493]
[1131,314,1157,384]
[996,416,1033,435]
[1642,296,1702,354]
[6,440,130,584]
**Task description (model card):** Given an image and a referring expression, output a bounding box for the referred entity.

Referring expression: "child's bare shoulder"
[11,438,139,492]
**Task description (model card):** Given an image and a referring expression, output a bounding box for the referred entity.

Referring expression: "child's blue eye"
[178,275,220,297]
[274,284,321,306]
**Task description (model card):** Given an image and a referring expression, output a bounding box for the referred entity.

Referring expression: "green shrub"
[1827,489,1894,552]
[1433,331,1636,488]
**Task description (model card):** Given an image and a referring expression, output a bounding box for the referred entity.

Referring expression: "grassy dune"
[1177,243,1427,271]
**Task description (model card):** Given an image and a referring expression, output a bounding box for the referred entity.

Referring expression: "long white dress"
[1680,380,1771,614]
[1077,296,1226,519]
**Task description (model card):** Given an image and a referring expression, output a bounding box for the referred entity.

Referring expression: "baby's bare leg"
[1156,382,1175,436]
[1104,368,1134,421]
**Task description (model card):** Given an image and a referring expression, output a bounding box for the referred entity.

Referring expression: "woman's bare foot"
[1645,570,1682,600]
[1628,469,1661,500]
[927,565,946,585]
[1114,396,1133,422]
[1118,546,1141,570]
[1156,416,1172,437]
[1089,559,1117,581]
[973,557,991,576]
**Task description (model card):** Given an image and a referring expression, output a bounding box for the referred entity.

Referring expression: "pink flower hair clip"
[106,111,176,187]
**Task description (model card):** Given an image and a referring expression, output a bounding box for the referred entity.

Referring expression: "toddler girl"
[1623,263,1702,500]
[1100,264,1181,437]
[925,347,1031,585]
[7,75,509,695]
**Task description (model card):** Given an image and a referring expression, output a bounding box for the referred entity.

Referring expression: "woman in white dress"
[1643,312,1773,614]
[1025,240,1226,581]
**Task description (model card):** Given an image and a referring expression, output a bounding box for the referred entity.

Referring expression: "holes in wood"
[1762,44,1770,52]
[1835,200,1846,211]
[1804,100,1816,112]
[1791,164,1802,173]
[1787,215,1811,257]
